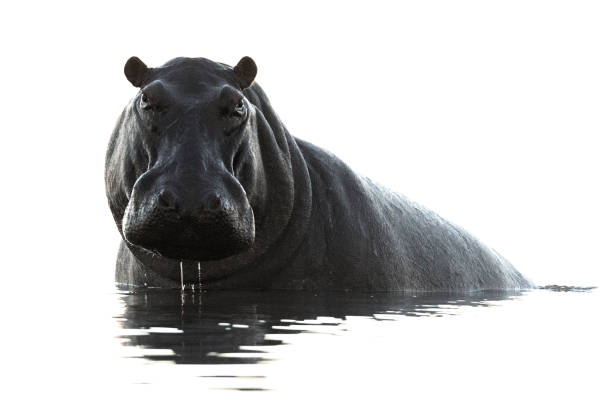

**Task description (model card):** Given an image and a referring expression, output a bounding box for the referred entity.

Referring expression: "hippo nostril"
[203,192,223,212]
[158,189,178,210]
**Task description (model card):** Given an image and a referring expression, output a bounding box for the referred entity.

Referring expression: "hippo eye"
[139,93,151,110]
[231,99,246,117]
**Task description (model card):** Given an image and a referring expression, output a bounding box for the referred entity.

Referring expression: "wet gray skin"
[105,55,533,291]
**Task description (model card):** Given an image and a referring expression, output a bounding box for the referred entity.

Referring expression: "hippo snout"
[123,172,255,262]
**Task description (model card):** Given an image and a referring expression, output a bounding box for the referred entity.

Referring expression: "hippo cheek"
[122,180,256,262]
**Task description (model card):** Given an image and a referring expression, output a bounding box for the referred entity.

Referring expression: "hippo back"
[286,139,532,291]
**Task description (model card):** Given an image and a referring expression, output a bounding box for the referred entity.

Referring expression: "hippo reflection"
[117,289,522,364]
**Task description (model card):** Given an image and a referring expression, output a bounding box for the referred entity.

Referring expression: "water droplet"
[197,262,203,289]
[179,261,184,291]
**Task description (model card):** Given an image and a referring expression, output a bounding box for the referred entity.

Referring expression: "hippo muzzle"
[123,163,255,261]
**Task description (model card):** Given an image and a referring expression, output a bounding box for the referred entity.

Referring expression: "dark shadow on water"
[538,285,596,292]
[115,288,527,365]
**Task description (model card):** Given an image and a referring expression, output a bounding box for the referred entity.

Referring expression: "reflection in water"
[116,289,524,365]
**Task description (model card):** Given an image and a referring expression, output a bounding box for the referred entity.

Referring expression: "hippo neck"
[128,85,313,286]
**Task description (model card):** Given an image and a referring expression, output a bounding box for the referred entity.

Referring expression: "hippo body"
[106,56,532,291]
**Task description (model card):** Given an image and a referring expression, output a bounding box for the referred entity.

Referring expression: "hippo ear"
[124,56,149,88]
[233,56,257,89]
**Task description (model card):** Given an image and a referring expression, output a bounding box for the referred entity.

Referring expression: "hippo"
[105,55,533,291]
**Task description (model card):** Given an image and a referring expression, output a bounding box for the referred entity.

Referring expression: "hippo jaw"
[122,223,256,263]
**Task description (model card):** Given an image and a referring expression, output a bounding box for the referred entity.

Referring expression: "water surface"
[109,286,608,405]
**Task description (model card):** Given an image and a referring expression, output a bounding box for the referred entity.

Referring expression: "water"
[103,286,609,406]
[4,278,607,406]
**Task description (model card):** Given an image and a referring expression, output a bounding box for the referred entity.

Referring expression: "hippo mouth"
[139,239,252,262]
[124,219,255,262]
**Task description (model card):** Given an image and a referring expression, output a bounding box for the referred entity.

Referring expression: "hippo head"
[107,56,264,262]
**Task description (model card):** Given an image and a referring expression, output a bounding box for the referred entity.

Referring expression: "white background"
[2,0,609,288]
[0,1,610,404]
